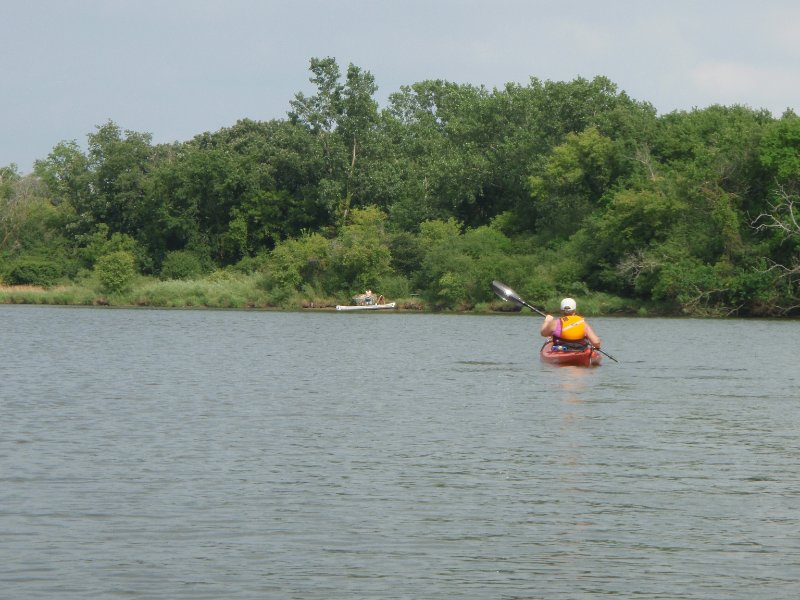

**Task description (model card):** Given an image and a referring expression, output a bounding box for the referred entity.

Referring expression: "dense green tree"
[8,59,800,314]
[289,57,381,225]
[415,219,512,308]
[74,224,147,271]
[264,231,331,292]
[329,206,392,291]
[0,167,74,282]
[759,113,800,180]
[525,127,619,236]
[160,250,204,280]
[1,167,41,251]
[87,121,154,235]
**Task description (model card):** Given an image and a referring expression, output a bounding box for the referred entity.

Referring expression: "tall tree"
[87,121,154,235]
[289,57,380,224]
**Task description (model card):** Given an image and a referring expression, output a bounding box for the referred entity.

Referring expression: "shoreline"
[1,285,789,318]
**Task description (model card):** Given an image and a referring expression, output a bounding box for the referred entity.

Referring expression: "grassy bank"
[0,274,655,315]
[0,274,427,311]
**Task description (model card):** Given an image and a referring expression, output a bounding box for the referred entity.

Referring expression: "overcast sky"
[4,0,800,173]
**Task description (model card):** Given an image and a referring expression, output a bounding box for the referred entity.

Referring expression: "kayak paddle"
[491,280,547,317]
[491,280,619,363]
[595,348,619,363]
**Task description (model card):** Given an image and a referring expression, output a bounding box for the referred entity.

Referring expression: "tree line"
[1,56,799,315]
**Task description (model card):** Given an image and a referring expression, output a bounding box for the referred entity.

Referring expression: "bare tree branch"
[752,184,800,239]
[616,249,662,284]
[626,144,657,181]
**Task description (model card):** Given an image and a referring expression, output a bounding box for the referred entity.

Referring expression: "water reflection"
[554,367,592,404]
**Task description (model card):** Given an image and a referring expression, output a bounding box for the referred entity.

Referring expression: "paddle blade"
[491,280,547,316]
[491,280,523,306]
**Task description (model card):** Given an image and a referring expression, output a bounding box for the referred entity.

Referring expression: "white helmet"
[560,297,576,312]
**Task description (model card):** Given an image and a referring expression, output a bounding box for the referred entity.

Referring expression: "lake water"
[1,305,798,599]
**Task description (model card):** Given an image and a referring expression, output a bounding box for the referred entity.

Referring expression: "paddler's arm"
[585,323,601,348]
[540,314,556,337]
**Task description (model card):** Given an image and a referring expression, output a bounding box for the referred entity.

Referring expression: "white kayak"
[335,302,396,311]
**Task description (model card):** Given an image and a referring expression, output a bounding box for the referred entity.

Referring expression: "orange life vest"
[558,314,586,341]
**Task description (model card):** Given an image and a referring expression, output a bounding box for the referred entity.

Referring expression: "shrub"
[231,252,271,274]
[5,258,62,287]
[436,272,467,308]
[330,207,393,290]
[95,251,136,294]
[266,233,331,290]
[160,250,203,280]
[389,232,423,278]
[77,225,151,272]
[374,274,411,300]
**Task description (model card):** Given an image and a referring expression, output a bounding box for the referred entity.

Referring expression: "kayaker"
[540,297,601,350]
[363,288,375,305]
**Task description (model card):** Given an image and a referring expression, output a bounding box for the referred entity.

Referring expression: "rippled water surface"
[1,305,798,598]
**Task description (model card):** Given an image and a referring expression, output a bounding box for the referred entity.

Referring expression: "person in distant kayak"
[540,297,601,349]
[363,289,375,305]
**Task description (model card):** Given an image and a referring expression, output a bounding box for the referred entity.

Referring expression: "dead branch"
[752,184,800,239]
[616,249,662,284]
[626,144,657,181]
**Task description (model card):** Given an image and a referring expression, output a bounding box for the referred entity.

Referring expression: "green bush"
[266,233,331,290]
[160,250,203,280]
[374,274,411,300]
[95,251,137,294]
[329,207,393,290]
[5,258,62,287]
[231,252,271,274]
[389,232,423,278]
[77,225,151,272]
[436,272,468,308]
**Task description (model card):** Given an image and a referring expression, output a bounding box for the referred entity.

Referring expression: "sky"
[3,0,800,173]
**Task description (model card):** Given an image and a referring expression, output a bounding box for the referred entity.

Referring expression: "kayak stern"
[540,340,602,367]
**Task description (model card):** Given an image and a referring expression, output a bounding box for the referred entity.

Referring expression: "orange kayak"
[540,340,602,367]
